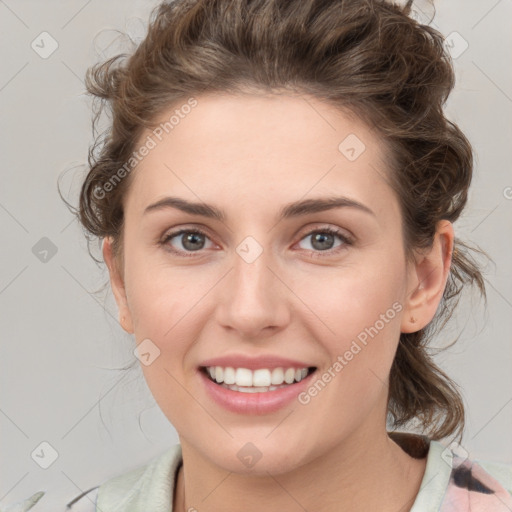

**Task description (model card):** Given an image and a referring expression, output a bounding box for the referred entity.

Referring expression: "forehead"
[124,92,398,223]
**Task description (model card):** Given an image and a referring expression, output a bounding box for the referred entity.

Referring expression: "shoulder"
[442,454,512,511]
[422,439,512,511]
[474,458,512,494]
[395,434,512,512]
[94,444,182,512]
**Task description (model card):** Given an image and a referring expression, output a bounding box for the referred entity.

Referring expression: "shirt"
[7,433,511,511]
[94,432,512,511]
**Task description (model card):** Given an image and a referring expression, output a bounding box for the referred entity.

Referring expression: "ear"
[400,220,454,333]
[102,237,134,334]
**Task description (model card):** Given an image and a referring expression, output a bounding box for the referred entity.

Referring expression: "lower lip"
[199,369,316,415]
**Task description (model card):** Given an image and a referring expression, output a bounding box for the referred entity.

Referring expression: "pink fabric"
[440,454,512,511]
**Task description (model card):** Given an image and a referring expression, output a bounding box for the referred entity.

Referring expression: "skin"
[103,91,454,512]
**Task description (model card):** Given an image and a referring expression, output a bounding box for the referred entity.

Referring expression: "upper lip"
[199,354,316,371]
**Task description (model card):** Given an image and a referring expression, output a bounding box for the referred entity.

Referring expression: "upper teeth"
[206,367,309,387]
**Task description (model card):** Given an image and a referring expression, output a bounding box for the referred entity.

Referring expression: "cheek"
[138,359,210,441]
[302,260,405,397]
[295,272,404,442]
[124,251,212,340]
[130,270,205,429]
[124,265,200,394]
[305,259,404,344]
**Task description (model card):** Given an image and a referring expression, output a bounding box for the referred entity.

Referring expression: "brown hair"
[65,0,489,443]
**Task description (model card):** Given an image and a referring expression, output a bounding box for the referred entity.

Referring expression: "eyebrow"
[143,195,375,221]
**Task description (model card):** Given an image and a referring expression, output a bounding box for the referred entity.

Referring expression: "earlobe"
[102,237,134,334]
[400,220,454,333]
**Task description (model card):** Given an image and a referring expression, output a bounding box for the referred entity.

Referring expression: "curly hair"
[65,0,489,443]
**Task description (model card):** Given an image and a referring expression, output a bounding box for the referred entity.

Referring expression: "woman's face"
[106,92,428,474]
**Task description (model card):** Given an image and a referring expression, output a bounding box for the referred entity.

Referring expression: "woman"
[59,0,512,510]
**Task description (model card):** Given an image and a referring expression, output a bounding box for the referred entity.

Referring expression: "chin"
[202,438,311,476]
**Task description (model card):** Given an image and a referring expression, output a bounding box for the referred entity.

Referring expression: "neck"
[173,427,427,512]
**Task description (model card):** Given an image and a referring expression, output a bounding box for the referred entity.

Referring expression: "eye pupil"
[182,232,205,251]
[312,232,334,251]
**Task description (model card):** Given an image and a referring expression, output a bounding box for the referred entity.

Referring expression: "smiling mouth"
[200,366,317,393]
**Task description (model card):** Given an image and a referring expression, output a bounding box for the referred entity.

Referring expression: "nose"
[215,244,291,340]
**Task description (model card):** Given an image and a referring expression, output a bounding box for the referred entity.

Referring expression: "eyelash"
[159,226,353,259]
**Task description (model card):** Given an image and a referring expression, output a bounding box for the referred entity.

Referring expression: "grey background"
[1,0,511,510]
